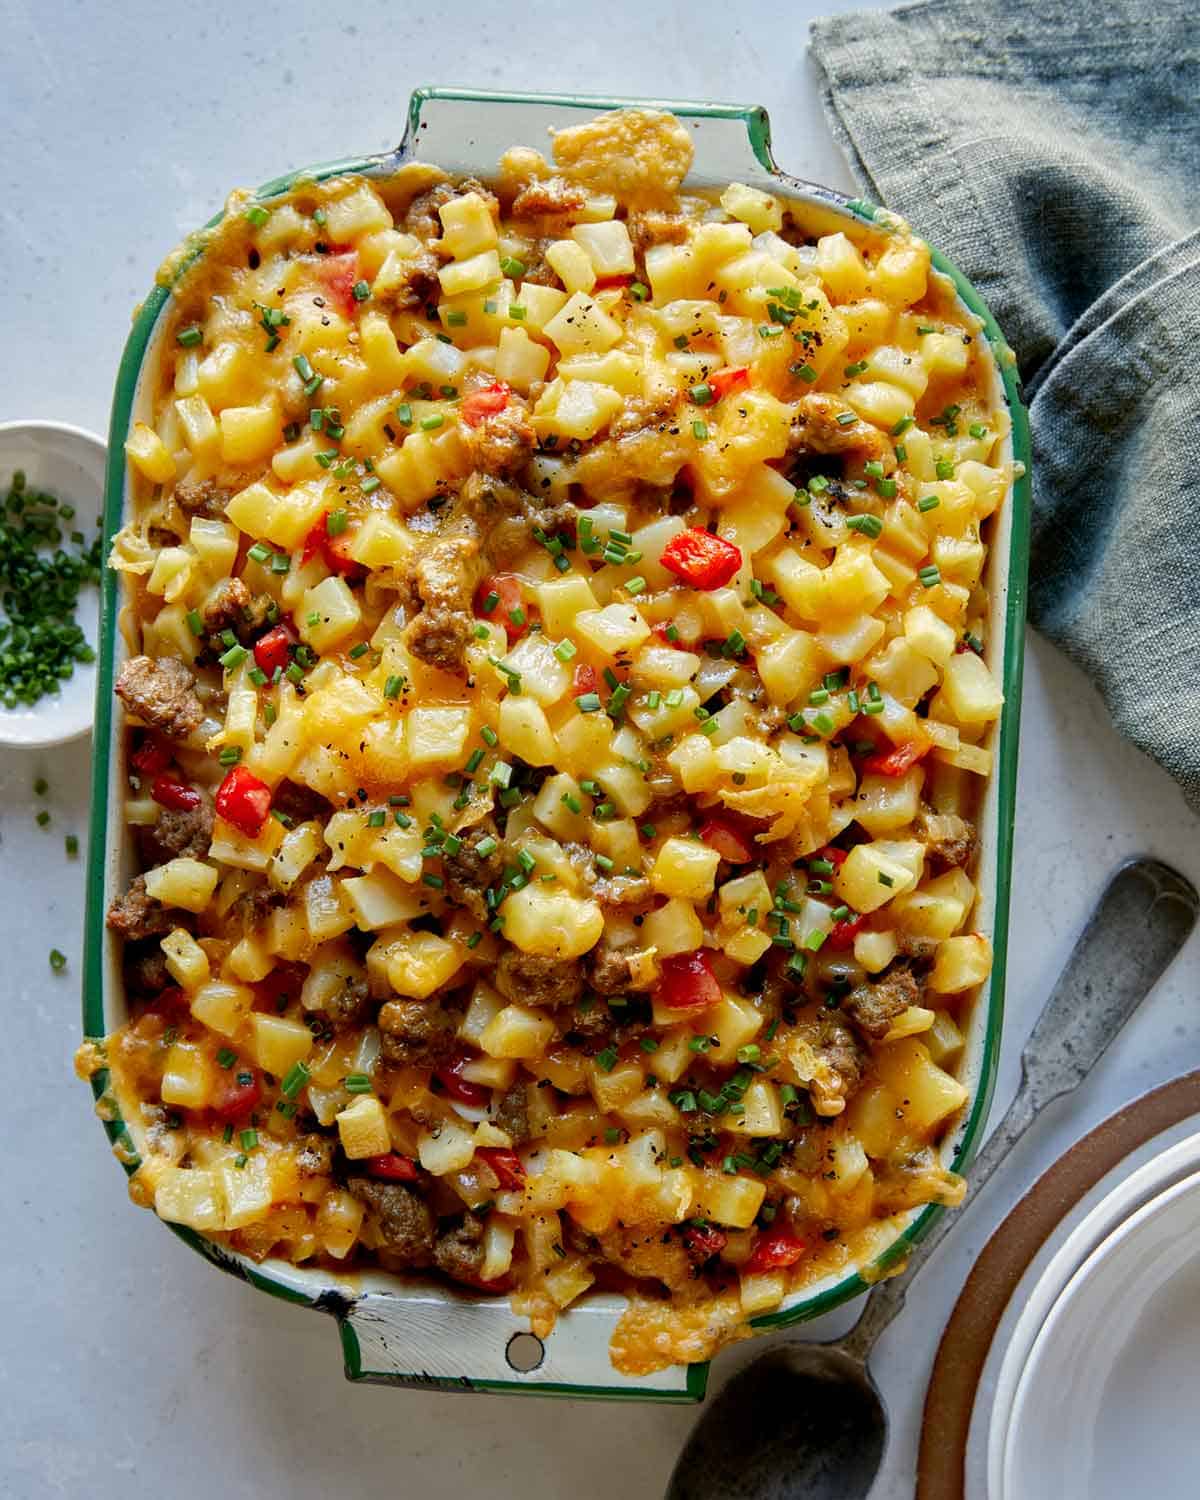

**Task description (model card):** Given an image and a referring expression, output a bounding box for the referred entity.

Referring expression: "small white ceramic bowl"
[0,420,106,747]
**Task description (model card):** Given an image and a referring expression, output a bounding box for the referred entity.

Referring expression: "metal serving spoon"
[667,857,1198,1500]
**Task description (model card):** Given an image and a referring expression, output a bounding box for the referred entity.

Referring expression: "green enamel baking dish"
[82,86,1031,1402]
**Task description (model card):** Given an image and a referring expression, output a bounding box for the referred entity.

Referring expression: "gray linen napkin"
[810,0,1200,809]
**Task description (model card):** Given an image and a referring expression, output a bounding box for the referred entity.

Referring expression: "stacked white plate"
[968,1120,1200,1498]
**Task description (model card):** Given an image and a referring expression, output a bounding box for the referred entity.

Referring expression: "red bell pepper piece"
[816,845,849,867]
[132,734,173,776]
[659,529,743,591]
[301,512,362,578]
[745,1228,807,1274]
[572,663,598,697]
[862,739,931,777]
[707,365,750,400]
[681,1223,728,1264]
[209,1066,262,1123]
[699,816,754,864]
[657,950,723,1014]
[315,250,361,317]
[476,1147,527,1191]
[215,764,272,839]
[253,623,295,676]
[436,1058,491,1108]
[150,776,203,812]
[365,1152,420,1182]
[826,914,866,951]
[475,573,527,640]
[461,380,511,427]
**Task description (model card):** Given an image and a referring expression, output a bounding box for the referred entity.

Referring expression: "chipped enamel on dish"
[83,88,1030,1401]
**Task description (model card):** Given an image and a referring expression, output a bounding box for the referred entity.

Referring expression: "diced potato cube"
[693,1168,767,1228]
[883,1006,936,1042]
[219,401,279,465]
[843,378,913,429]
[727,1078,784,1137]
[438,191,498,258]
[174,394,220,461]
[873,239,929,305]
[641,897,704,957]
[438,248,501,297]
[535,573,600,637]
[926,1009,966,1067]
[720,182,783,234]
[570,220,635,277]
[161,928,209,990]
[345,512,412,568]
[248,1013,314,1076]
[340,869,426,930]
[892,868,975,939]
[574,602,651,656]
[531,771,590,842]
[143,857,218,913]
[650,836,721,900]
[510,281,568,332]
[155,1166,225,1231]
[543,291,622,355]
[385,931,463,999]
[854,766,925,836]
[316,1187,365,1259]
[740,1270,788,1316]
[532,377,623,442]
[929,933,993,993]
[921,331,971,377]
[495,325,551,392]
[299,575,362,653]
[502,885,603,959]
[126,422,177,484]
[480,1003,558,1059]
[854,929,899,974]
[189,979,254,1037]
[816,232,870,299]
[406,706,471,769]
[324,184,392,240]
[942,652,1004,724]
[706,994,765,1064]
[904,604,957,665]
[546,238,597,293]
[874,1038,969,1134]
[834,842,920,914]
[337,1095,392,1159]
[417,1118,477,1175]
[160,1041,213,1109]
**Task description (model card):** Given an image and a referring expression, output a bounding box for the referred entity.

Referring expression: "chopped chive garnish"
[49,948,66,972]
[836,412,857,428]
[918,494,940,512]
[553,638,577,663]
[692,420,709,439]
[689,382,713,405]
[420,413,444,431]
[499,255,527,278]
[176,324,203,347]
[845,514,883,538]
[918,564,942,587]
[576,692,602,713]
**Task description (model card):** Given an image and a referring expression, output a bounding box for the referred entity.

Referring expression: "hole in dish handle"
[334,1288,702,1398]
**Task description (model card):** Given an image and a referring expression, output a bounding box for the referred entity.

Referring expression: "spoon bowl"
[667,1347,884,1500]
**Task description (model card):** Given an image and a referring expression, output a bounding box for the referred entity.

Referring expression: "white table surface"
[5,4,1200,1496]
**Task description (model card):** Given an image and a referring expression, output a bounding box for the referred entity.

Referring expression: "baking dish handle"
[397,86,777,186]
[336,1288,705,1401]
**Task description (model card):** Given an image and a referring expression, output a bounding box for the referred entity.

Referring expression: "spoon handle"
[842,856,1198,1361]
